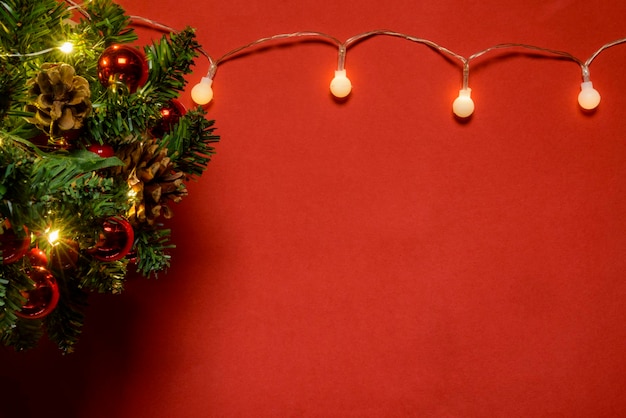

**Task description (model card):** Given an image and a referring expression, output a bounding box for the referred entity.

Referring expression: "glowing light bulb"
[59,42,74,54]
[578,81,601,110]
[191,77,214,105]
[47,229,60,245]
[452,88,475,118]
[330,69,352,98]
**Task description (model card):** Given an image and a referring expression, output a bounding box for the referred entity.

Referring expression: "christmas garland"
[0,0,218,352]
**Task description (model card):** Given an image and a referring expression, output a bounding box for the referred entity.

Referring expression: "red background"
[3,0,626,417]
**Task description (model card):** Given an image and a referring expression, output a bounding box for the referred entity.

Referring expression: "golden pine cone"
[24,63,91,136]
[114,140,188,226]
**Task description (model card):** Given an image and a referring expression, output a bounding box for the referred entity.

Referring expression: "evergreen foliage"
[0,0,218,352]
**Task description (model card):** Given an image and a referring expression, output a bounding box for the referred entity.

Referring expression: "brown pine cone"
[24,63,91,136]
[114,140,188,226]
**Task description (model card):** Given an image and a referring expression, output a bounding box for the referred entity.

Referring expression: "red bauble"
[0,223,30,264]
[30,129,81,151]
[16,266,60,320]
[152,99,186,137]
[90,217,134,262]
[125,250,137,264]
[49,239,80,271]
[87,143,115,158]
[97,45,148,92]
[27,247,48,267]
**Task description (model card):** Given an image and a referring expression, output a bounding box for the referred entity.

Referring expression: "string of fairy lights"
[189,31,626,118]
[5,1,626,118]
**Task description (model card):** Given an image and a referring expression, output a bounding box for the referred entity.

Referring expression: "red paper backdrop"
[3,1,626,417]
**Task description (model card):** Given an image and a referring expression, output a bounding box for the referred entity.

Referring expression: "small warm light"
[452,88,475,118]
[128,188,137,198]
[330,69,352,98]
[191,77,214,105]
[59,42,74,54]
[117,57,128,65]
[47,229,60,245]
[578,81,601,110]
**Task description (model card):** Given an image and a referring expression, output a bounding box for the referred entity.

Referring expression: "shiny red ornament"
[126,251,137,265]
[16,266,60,320]
[90,217,134,262]
[27,247,48,267]
[30,129,80,150]
[97,45,148,92]
[0,222,30,264]
[152,99,186,137]
[87,143,115,158]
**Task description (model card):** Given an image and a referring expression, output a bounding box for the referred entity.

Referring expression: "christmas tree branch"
[45,279,88,354]
[0,0,70,121]
[141,27,199,101]
[0,265,29,335]
[80,259,128,294]
[0,0,219,352]
[161,107,219,178]
[80,0,136,46]
[133,226,173,277]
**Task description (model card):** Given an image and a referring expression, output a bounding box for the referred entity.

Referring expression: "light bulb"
[47,229,60,245]
[330,69,352,98]
[578,81,600,110]
[452,88,475,118]
[191,77,214,105]
[59,42,74,54]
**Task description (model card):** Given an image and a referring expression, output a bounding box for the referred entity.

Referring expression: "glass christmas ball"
[27,247,48,267]
[90,217,134,262]
[151,99,186,138]
[30,129,81,151]
[16,266,60,319]
[97,45,148,93]
[87,143,115,158]
[0,223,30,264]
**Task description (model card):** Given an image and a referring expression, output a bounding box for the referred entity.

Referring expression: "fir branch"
[0,131,38,228]
[0,317,44,351]
[86,92,162,145]
[80,0,136,47]
[63,25,107,88]
[61,172,130,219]
[160,107,220,178]
[0,0,70,122]
[0,264,29,335]
[31,149,124,194]
[80,259,127,294]
[0,65,19,121]
[45,279,88,354]
[133,226,173,277]
[0,1,69,55]
[141,27,199,101]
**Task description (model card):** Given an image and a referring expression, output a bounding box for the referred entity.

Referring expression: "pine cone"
[113,140,188,226]
[24,63,91,136]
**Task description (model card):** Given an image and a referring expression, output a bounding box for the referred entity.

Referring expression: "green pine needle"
[0,0,219,352]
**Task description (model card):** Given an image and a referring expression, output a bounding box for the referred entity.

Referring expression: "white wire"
[204,30,601,86]
[2,5,624,87]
